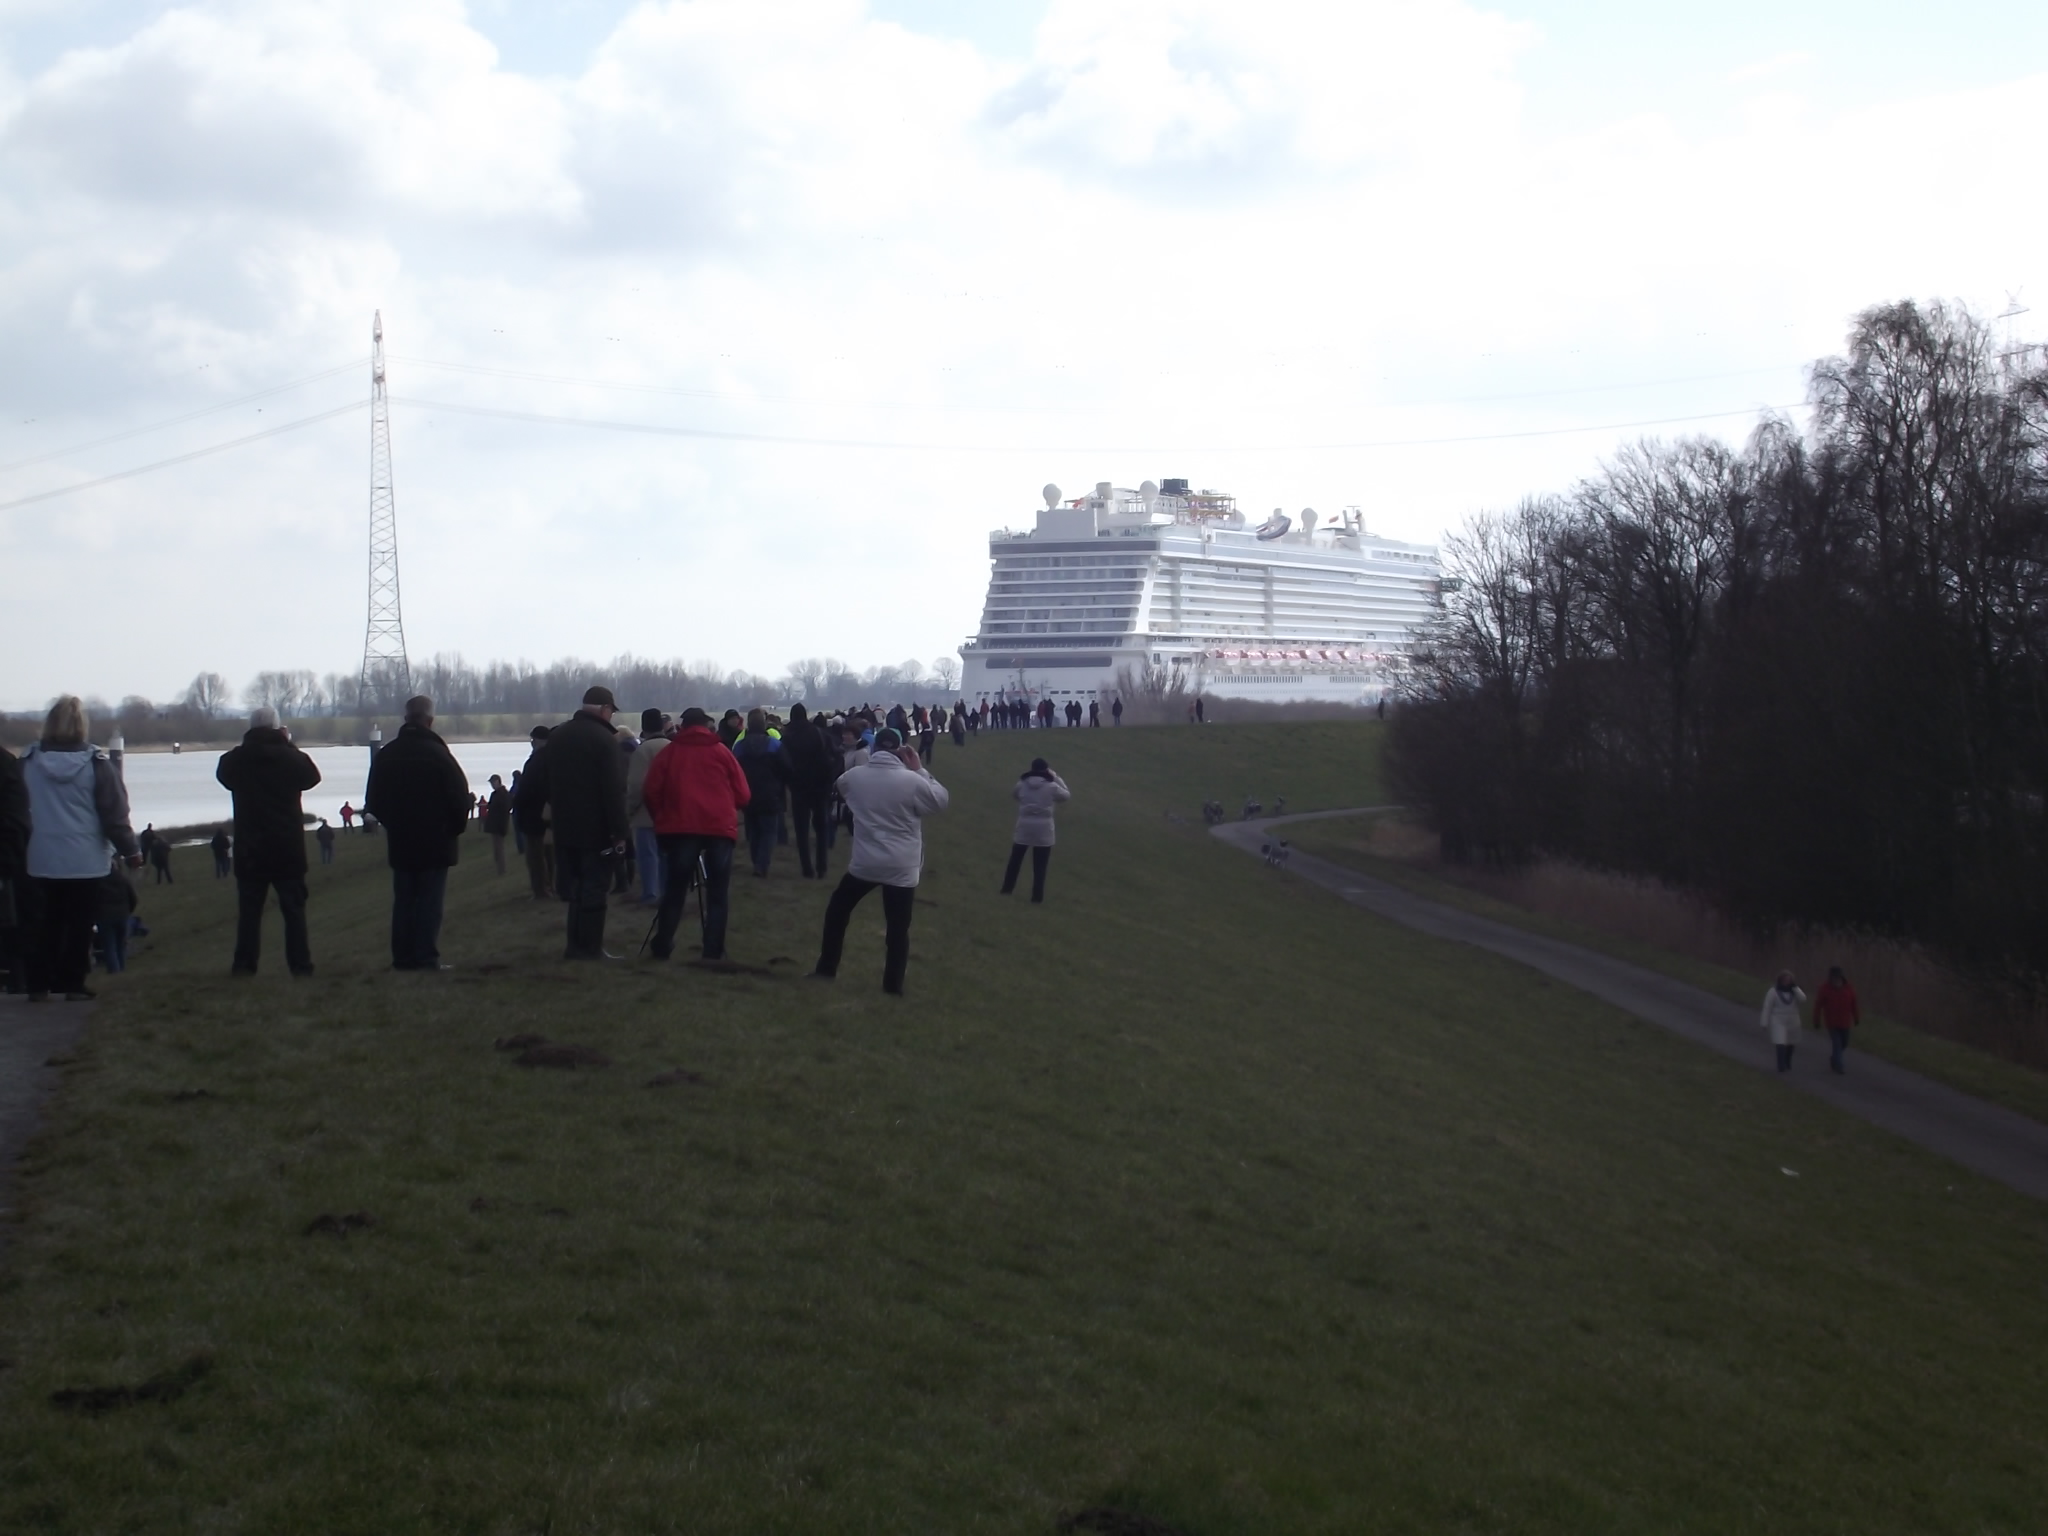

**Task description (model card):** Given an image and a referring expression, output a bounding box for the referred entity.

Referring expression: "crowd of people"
[0,686,1084,1000]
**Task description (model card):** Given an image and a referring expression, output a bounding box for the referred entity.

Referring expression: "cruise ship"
[959,479,1443,707]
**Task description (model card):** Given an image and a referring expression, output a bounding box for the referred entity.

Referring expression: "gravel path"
[1216,812,2048,1203]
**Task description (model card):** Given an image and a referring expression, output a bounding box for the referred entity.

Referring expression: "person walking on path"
[1000,757,1070,903]
[216,706,322,976]
[779,703,840,880]
[1761,971,1807,1073]
[811,728,948,995]
[483,775,513,876]
[731,708,789,877]
[513,726,556,899]
[640,708,751,961]
[209,826,232,877]
[19,696,140,1001]
[364,695,471,971]
[1814,966,1861,1075]
[1,741,32,993]
[527,686,631,960]
[624,708,673,906]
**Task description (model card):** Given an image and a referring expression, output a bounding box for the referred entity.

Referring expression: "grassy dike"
[2,722,2044,1535]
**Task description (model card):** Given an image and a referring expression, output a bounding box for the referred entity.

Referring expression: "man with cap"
[624,706,673,906]
[364,694,472,971]
[811,727,948,995]
[512,725,555,899]
[526,686,630,959]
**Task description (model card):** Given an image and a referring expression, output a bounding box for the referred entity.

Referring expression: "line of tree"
[1390,299,2048,986]
[0,653,970,748]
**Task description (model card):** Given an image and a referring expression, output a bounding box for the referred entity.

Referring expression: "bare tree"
[184,671,231,717]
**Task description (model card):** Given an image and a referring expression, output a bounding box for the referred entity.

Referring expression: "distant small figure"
[210,826,232,878]
[1376,697,1387,720]
[1760,970,1807,1073]
[1813,965,1860,1075]
[1201,800,1225,826]
[1000,758,1070,903]
[316,819,336,866]
[1111,696,1123,726]
[340,801,355,830]
[1273,795,1286,816]
[1261,840,1291,867]
[1195,696,1206,724]
[1241,798,1262,821]
[148,834,173,884]
[1089,699,1100,727]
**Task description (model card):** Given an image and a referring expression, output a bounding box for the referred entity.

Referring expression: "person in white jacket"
[1760,971,1807,1073]
[811,728,949,995]
[1000,757,1070,903]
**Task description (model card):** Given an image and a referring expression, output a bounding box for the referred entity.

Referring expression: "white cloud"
[0,0,2042,705]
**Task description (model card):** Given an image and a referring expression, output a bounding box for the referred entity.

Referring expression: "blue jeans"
[390,867,448,969]
[635,827,664,903]
[652,835,734,960]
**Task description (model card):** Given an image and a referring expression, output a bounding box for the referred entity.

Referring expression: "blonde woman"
[20,696,139,1001]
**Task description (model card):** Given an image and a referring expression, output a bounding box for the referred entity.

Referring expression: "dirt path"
[0,996,89,1247]
[1216,813,2048,1203]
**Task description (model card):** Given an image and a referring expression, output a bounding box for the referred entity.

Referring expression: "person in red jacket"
[638,708,751,961]
[1813,965,1861,1075]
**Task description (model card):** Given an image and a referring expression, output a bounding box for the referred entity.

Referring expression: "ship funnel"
[1095,481,1113,503]
[1301,508,1317,534]
[1042,483,1061,510]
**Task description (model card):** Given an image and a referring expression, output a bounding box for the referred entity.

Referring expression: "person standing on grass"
[0,741,32,994]
[1813,965,1861,1075]
[1761,970,1807,1073]
[209,826,231,877]
[779,703,839,881]
[364,695,471,972]
[1000,757,1070,903]
[624,708,672,906]
[513,725,556,900]
[148,834,173,883]
[1112,695,1123,725]
[340,801,354,830]
[316,819,336,866]
[731,708,789,877]
[483,775,513,876]
[19,695,140,1002]
[1089,699,1100,727]
[528,686,631,960]
[216,706,322,977]
[811,727,948,996]
[640,707,750,961]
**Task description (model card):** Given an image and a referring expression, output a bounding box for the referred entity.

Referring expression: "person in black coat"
[778,703,841,880]
[215,708,322,975]
[0,743,30,992]
[524,686,629,959]
[364,695,471,971]
[512,726,555,899]
[483,774,513,876]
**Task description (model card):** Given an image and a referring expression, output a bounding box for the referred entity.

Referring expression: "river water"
[114,741,535,836]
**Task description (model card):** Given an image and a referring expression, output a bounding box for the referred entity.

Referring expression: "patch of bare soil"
[50,1352,213,1416]
[515,1044,611,1069]
[303,1211,375,1238]
[646,1069,707,1088]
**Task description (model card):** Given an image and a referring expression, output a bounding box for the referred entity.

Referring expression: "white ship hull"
[960,480,1441,708]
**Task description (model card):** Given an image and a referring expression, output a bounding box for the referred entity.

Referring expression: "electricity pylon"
[358,311,410,713]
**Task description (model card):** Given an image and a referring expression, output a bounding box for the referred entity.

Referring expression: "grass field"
[3,721,2045,1535]
[1284,814,2048,1129]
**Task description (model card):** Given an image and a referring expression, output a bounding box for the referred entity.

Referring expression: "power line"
[392,393,1803,453]
[393,352,1807,417]
[0,400,365,514]
[0,358,366,476]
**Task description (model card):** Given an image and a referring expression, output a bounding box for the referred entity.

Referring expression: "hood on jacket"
[26,743,98,783]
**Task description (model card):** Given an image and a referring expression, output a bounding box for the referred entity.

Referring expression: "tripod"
[637,852,711,958]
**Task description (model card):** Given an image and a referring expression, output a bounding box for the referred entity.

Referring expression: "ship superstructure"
[959,479,1442,707]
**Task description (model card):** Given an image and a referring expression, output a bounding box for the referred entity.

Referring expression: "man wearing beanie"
[624,706,673,906]
[811,726,948,995]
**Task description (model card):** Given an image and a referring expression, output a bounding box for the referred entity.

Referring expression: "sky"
[1,0,2043,709]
